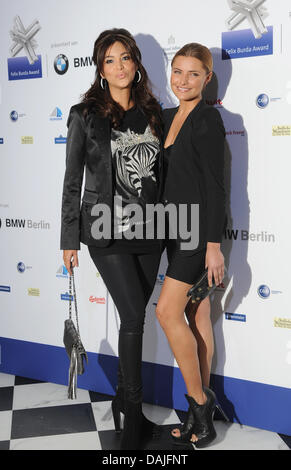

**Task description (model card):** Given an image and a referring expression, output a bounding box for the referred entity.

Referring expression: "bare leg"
[156,276,207,441]
[185,296,214,388]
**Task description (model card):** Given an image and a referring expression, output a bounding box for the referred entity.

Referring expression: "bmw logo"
[10,110,18,121]
[256,94,269,109]
[17,262,25,273]
[54,54,69,75]
[258,284,270,299]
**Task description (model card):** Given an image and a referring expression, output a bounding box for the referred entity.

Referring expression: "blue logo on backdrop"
[17,262,25,273]
[8,16,42,81]
[256,94,269,108]
[0,285,11,292]
[56,265,69,278]
[54,54,69,75]
[8,55,43,81]
[0,138,4,144]
[61,292,73,301]
[54,135,67,144]
[258,285,270,298]
[50,107,63,120]
[225,312,246,322]
[222,26,273,60]
[10,110,18,121]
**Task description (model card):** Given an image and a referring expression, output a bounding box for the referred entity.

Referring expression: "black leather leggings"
[88,249,161,402]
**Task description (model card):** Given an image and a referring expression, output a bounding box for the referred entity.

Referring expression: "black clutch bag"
[63,267,88,399]
[187,267,226,303]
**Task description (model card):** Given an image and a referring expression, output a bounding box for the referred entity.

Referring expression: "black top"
[161,99,226,255]
[89,105,161,254]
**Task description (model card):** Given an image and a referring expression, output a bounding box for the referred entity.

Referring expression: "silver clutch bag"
[63,267,88,399]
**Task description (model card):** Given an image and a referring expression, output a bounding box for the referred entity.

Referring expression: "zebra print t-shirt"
[91,105,161,254]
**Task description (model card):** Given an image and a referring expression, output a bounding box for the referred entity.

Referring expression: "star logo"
[9,16,41,65]
[226,0,268,39]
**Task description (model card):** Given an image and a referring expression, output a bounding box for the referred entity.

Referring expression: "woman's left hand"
[205,242,224,287]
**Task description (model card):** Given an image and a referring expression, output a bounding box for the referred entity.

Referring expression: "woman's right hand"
[63,250,79,275]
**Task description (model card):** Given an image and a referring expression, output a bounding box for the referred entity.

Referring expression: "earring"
[100,77,106,90]
[135,70,141,83]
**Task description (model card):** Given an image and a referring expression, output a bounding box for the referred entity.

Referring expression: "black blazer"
[162,99,226,256]
[60,103,163,250]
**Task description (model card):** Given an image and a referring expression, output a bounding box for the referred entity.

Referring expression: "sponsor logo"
[10,110,18,121]
[0,285,11,293]
[50,107,63,120]
[0,138,3,144]
[56,265,69,278]
[21,136,33,144]
[272,126,291,136]
[61,292,73,301]
[89,296,106,304]
[226,0,268,39]
[55,135,67,144]
[74,56,94,68]
[28,288,40,296]
[274,318,291,329]
[206,99,223,107]
[156,274,165,285]
[257,284,270,298]
[226,129,245,137]
[258,284,282,298]
[256,93,269,108]
[3,218,50,229]
[222,27,273,60]
[163,35,181,61]
[54,54,69,74]
[17,261,32,272]
[223,1,272,60]
[8,16,42,80]
[224,229,275,242]
[17,262,25,273]
[225,312,246,322]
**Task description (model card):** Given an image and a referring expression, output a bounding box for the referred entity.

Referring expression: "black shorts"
[165,238,206,285]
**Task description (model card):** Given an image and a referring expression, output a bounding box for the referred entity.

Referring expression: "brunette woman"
[61,28,163,450]
[156,43,226,448]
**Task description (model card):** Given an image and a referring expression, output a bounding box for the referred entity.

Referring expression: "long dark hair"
[82,28,162,138]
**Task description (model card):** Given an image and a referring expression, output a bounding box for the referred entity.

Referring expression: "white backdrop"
[1,0,291,434]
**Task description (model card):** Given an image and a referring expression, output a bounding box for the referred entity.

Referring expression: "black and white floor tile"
[0,372,290,451]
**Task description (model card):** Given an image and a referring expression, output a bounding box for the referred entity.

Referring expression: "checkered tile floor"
[0,372,290,450]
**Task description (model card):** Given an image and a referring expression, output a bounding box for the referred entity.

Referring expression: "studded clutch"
[187,268,226,304]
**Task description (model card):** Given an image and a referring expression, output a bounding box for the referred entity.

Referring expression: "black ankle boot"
[111,386,160,438]
[171,406,196,444]
[120,400,145,450]
[185,386,217,448]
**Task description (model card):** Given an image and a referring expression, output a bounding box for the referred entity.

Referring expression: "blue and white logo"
[0,285,11,293]
[54,135,67,144]
[61,291,73,301]
[56,264,68,278]
[222,2,273,60]
[225,312,246,322]
[54,54,69,75]
[8,16,42,81]
[0,138,4,144]
[258,284,270,298]
[10,110,18,121]
[256,94,269,108]
[17,262,25,273]
[50,107,63,120]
